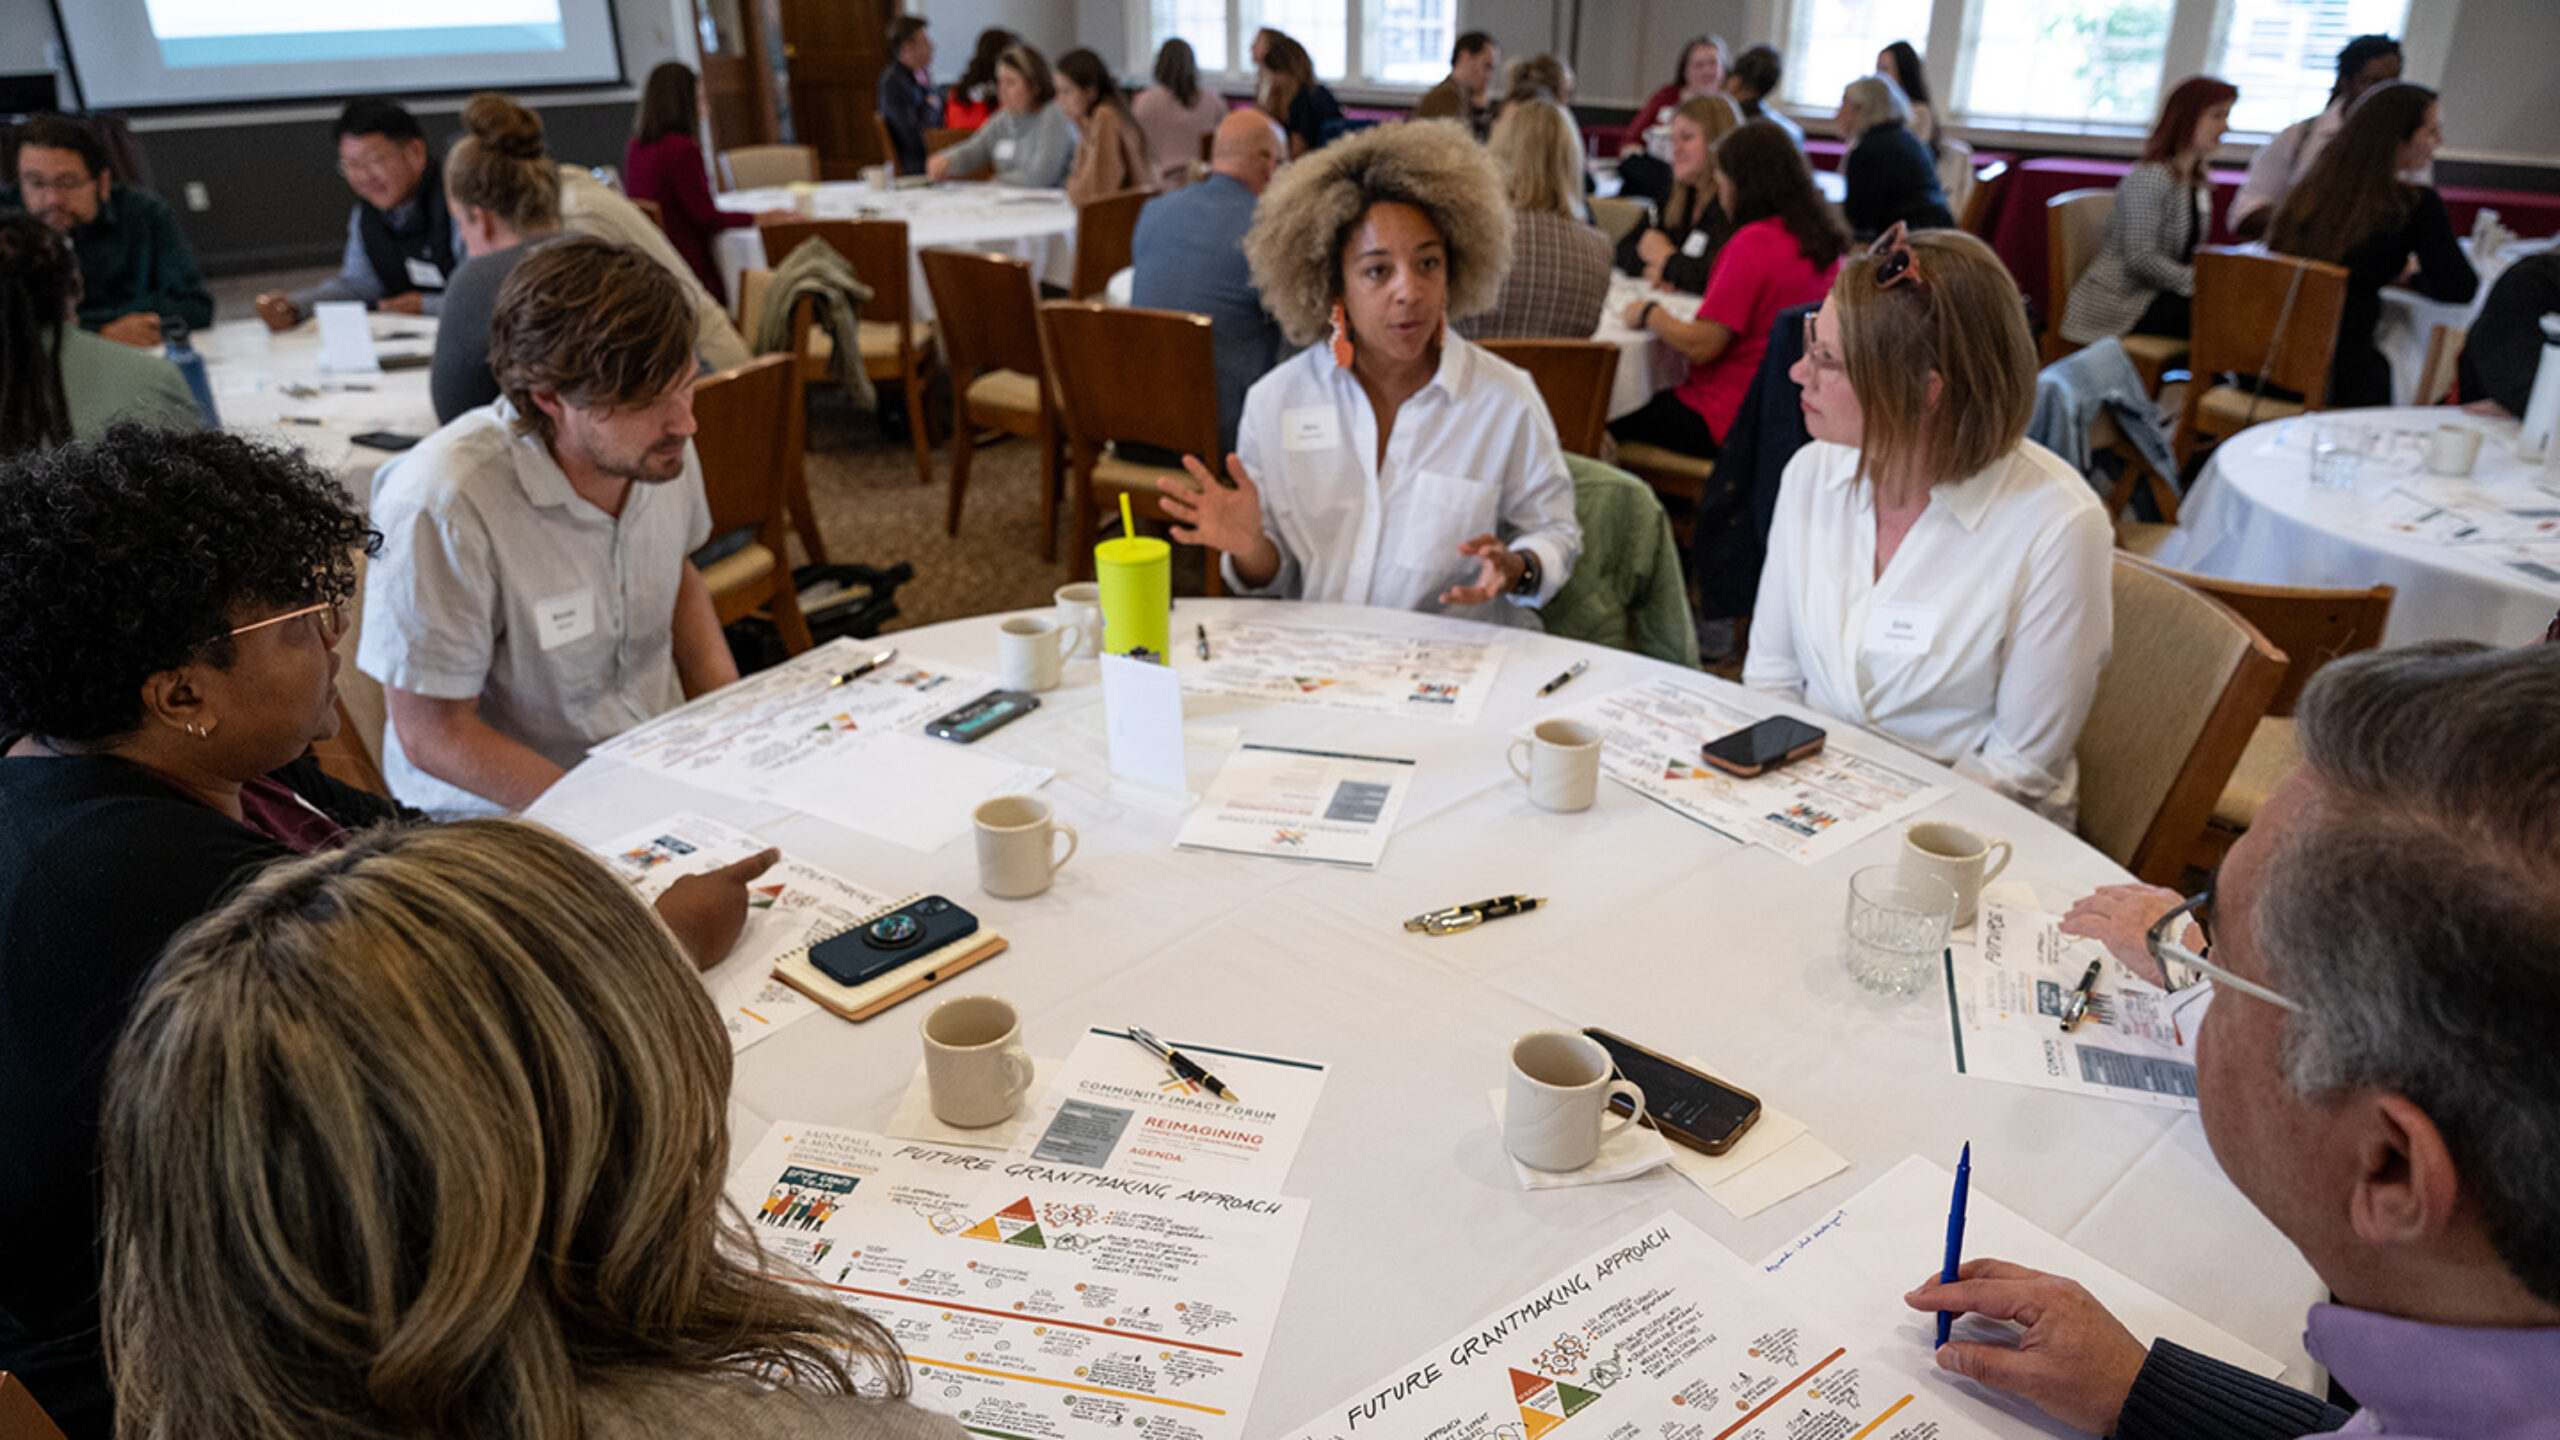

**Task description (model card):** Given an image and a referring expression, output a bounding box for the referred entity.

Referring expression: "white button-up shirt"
[1743,439,2112,821]
[1222,335,1581,627]
[358,398,712,818]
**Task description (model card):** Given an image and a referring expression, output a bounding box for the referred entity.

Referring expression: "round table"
[193,315,441,505]
[1594,272,1692,419]
[2154,408,2560,645]
[714,180,1079,322]
[528,599,2323,1431]
[2375,234,2557,405]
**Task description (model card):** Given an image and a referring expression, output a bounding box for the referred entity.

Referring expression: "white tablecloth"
[528,598,2324,1433]
[1593,272,1692,419]
[194,314,441,507]
[714,180,1079,323]
[2375,234,2556,406]
[2153,408,2560,644]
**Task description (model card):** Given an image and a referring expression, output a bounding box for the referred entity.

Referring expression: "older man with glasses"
[253,97,462,330]
[1903,641,2560,1439]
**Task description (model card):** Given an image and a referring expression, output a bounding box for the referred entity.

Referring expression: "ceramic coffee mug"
[999,614,1087,693]
[1053,582,1104,660]
[922,993,1036,1128]
[975,794,1079,899]
[1898,820,2012,929]
[1504,1029,1645,1172]
[2425,425,2482,477]
[1505,719,1601,813]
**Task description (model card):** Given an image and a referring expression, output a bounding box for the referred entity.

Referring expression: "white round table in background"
[1593,272,1693,418]
[2155,408,2560,645]
[529,598,2324,1430]
[714,180,1079,321]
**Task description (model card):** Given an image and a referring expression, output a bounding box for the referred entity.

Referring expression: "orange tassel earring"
[1329,302,1355,369]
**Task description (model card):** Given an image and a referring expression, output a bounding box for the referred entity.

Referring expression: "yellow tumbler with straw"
[1095,493,1171,660]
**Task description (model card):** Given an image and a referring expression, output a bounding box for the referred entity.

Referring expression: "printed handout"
[1183,619,1508,725]
[1175,744,1417,868]
[1016,1026,1329,1190]
[1942,898,2202,1111]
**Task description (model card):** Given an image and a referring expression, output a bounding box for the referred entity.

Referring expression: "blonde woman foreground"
[101,820,964,1440]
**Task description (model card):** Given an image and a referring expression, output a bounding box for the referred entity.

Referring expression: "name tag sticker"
[535,590,597,652]
[1680,230,1709,258]
[1281,406,1340,452]
[1863,602,1939,656]
[404,256,445,289]
[993,138,1019,163]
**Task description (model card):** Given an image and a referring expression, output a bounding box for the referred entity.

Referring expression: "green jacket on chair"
[1540,454,1701,669]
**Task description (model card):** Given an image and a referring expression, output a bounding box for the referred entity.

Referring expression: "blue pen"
[1936,1142,1972,1347]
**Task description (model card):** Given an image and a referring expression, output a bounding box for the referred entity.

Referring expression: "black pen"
[1126,1025,1237,1101]
[2059,959,2104,1032]
[1415,896,1547,935]
[828,647,898,686]
[1196,623,1211,660]
[1538,659,1589,696]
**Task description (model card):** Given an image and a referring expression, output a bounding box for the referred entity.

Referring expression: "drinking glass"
[1843,865,1956,996]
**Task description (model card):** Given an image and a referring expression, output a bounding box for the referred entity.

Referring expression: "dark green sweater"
[0,182,214,332]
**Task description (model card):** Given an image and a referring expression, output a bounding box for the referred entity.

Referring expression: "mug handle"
[1598,1081,1646,1143]
[1049,822,1080,876]
[1981,839,2013,886]
[1002,1043,1036,1102]
[1057,620,1090,663]
[1506,738,1533,783]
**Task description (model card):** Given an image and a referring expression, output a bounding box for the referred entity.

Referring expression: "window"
[1242,0,1349,81]
[1143,0,1454,88]
[1785,0,1933,110]
[1149,0,1230,76]
[1960,0,2175,127]
[2212,0,2412,134]
[1363,0,1457,86]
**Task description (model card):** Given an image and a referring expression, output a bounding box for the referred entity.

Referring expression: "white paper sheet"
[1277,1211,1991,1440]
[1103,651,1189,791]
[1942,899,2203,1111]
[755,731,1053,851]
[727,1122,1307,1440]
[1662,1105,1853,1219]
[1175,743,1417,868]
[1547,678,1955,863]
[1013,1026,1330,1191]
[312,300,378,373]
[1181,618,1508,725]
[2368,484,2560,546]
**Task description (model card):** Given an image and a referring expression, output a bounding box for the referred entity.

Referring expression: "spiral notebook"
[771,892,1009,1022]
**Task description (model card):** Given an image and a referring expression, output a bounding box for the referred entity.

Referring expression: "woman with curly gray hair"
[1156,120,1580,625]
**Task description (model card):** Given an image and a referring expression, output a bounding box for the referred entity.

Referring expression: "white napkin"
[1664,1106,1850,1218]
[883,1056,1060,1150]
[1487,1089,1677,1190]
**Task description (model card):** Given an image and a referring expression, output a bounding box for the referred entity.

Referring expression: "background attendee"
[0,214,199,454]
[928,45,1076,189]
[1130,109,1289,458]
[1876,41,1938,150]
[1838,74,1952,238]
[1459,102,1610,342]
[879,15,942,175]
[626,62,783,308]
[1259,29,1342,160]
[3,112,211,345]
[2060,76,2237,347]
[1615,94,1742,292]
[944,28,1019,131]
[1133,38,1228,189]
[364,238,733,818]
[102,821,967,1440]
[1723,45,1803,148]
[254,98,460,329]
[1413,30,1501,141]
[1156,121,1579,627]
[2232,32,2408,239]
[1619,35,1726,202]
[1609,122,1843,459]
[1056,47,1155,206]
[2457,250,2560,416]
[1907,642,2560,1440]
[1747,227,2112,819]
[2267,81,2473,409]
[431,94,564,423]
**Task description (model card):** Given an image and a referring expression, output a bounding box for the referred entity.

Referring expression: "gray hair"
[2257,641,2560,1306]
[1840,74,1912,138]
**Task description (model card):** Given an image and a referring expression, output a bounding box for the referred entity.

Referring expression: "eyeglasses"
[1868,221,1925,290]
[2144,890,2304,1014]
[1801,312,1845,374]
[229,598,348,646]
[17,171,95,195]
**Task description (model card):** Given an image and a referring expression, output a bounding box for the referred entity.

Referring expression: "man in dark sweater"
[2,111,212,346]
[1904,644,2560,1439]
[878,15,943,176]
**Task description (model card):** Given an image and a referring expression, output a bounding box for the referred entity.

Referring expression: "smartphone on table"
[1582,1027,1763,1155]
[927,690,1037,743]
[807,895,980,987]
[1698,715,1827,778]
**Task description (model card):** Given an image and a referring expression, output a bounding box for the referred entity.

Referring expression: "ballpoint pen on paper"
[1196,623,1211,660]
[2058,959,2104,1032]
[1403,895,1547,935]
[1126,1026,1237,1101]
[1538,660,1589,696]
[1935,1142,1972,1348]
[827,647,898,686]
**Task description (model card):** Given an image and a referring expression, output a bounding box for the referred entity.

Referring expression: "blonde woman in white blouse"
[1745,226,2112,820]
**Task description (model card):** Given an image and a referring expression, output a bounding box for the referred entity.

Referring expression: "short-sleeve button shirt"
[358,398,712,818]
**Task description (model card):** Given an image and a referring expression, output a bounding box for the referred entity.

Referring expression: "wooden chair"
[758,218,939,493]
[2075,555,2288,884]
[719,143,818,190]
[928,126,989,179]
[919,248,1062,555]
[629,194,669,236]
[733,267,837,567]
[2172,248,2350,469]
[1037,301,1223,591]
[1936,137,1976,223]
[871,112,898,172]
[309,555,391,797]
[1956,159,2007,237]
[1612,440,1716,549]
[692,353,818,655]
[2094,404,2185,554]
[2152,570,2394,871]
[1070,186,1153,300]
[1479,338,1619,457]
[2043,188,2184,387]
[2416,323,2468,406]
[1589,195,1646,249]
[0,1373,69,1440]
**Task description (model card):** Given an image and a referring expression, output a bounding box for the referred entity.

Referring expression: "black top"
[430,239,539,424]
[0,752,401,1440]
[2115,1339,2351,1440]
[356,152,459,301]
[1285,83,1346,152]
[2456,250,2559,415]
[1841,120,1952,240]
[1616,191,1733,295]
[879,63,943,176]
[2328,187,2476,409]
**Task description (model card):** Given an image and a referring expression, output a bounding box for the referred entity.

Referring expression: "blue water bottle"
[161,316,220,430]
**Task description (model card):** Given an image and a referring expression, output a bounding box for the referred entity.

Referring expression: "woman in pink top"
[1609,121,1844,457]
[1132,38,1229,189]
[623,63,772,308]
